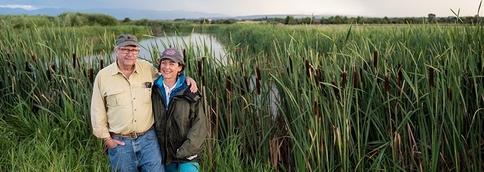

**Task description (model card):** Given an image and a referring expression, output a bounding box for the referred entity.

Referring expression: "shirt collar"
[163,82,177,93]
[110,60,140,76]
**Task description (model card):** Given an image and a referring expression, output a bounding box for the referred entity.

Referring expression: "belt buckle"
[128,132,138,139]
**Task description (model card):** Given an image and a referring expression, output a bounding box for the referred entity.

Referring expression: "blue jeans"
[165,162,199,172]
[108,129,164,172]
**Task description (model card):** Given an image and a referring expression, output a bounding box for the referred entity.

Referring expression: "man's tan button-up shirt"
[90,59,157,139]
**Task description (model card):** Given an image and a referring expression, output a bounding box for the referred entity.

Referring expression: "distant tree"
[122,17,132,23]
[200,18,211,24]
[301,17,312,24]
[284,16,295,25]
[428,13,436,22]
[356,16,364,24]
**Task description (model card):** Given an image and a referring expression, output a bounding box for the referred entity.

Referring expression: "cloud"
[0,4,38,10]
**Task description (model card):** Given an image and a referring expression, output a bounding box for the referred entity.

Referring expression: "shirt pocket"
[105,89,128,107]
[136,85,152,104]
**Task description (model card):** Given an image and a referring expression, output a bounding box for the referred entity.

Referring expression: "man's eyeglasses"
[118,47,140,54]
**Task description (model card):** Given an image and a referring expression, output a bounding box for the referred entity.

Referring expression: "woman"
[152,48,208,172]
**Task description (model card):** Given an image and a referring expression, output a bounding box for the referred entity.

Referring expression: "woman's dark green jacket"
[151,76,207,164]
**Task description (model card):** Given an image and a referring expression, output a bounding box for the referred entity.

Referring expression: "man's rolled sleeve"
[90,75,110,139]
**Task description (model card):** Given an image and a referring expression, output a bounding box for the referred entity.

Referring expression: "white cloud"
[0,4,38,10]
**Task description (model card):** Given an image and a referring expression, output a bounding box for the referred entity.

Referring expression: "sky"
[0,0,481,17]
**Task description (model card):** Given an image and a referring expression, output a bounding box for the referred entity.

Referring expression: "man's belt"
[110,128,151,139]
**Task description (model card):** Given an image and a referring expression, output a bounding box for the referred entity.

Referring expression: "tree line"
[1,12,482,29]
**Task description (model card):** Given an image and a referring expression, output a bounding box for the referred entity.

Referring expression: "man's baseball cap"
[116,34,139,47]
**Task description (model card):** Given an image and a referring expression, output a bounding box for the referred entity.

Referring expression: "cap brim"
[117,41,139,47]
[160,57,183,64]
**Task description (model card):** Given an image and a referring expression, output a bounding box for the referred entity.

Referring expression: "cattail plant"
[31,54,37,62]
[72,53,77,69]
[25,62,31,73]
[341,71,347,88]
[352,66,361,89]
[397,64,403,89]
[305,60,313,79]
[428,67,435,88]
[197,57,205,85]
[255,66,261,95]
[316,68,324,85]
[332,80,339,99]
[269,137,281,171]
[225,76,233,94]
[100,59,104,69]
[384,73,391,93]
[88,68,94,83]
[182,49,187,67]
[288,56,293,74]
[243,75,249,95]
[373,50,379,70]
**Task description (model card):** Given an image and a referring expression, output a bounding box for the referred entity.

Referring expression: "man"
[91,34,197,171]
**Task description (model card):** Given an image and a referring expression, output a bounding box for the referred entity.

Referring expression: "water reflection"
[138,33,226,65]
[84,33,227,66]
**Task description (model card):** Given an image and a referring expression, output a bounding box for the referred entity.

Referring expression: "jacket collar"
[154,73,188,106]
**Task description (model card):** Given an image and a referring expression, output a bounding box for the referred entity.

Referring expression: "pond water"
[83,33,227,66]
[138,33,227,65]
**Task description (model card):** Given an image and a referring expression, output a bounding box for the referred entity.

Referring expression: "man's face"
[159,59,183,80]
[116,46,140,67]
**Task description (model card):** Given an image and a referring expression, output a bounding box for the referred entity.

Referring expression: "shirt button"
[134,109,137,111]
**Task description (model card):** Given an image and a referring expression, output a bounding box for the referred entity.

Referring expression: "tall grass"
[0,22,483,171]
[0,25,151,171]
[194,23,483,171]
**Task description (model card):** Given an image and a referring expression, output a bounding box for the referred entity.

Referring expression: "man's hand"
[185,77,199,93]
[104,137,125,149]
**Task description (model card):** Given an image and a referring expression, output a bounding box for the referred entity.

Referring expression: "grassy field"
[0,23,483,171]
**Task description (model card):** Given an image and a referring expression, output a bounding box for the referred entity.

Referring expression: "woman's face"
[159,59,183,80]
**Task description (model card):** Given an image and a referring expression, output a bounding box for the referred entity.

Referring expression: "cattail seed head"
[25,62,31,73]
[197,58,204,84]
[397,65,403,88]
[182,49,187,66]
[305,60,312,78]
[313,100,321,117]
[341,71,347,88]
[31,54,37,62]
[384,74,390,93]
[244,75,249,95]
[50,64,56,72]
[316,69,324,86]
[46,69,51,80]
[225,76,232,93]
[88,68,94,83]
[256,67,261,95]
[373,50,378,69]
[197,58,204,77]
[72,53,77,69]
[100,59,104,69]
[352,68,360,89]
[428,67,435,88]
[288,56,293,74]
[256,67,261,81]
